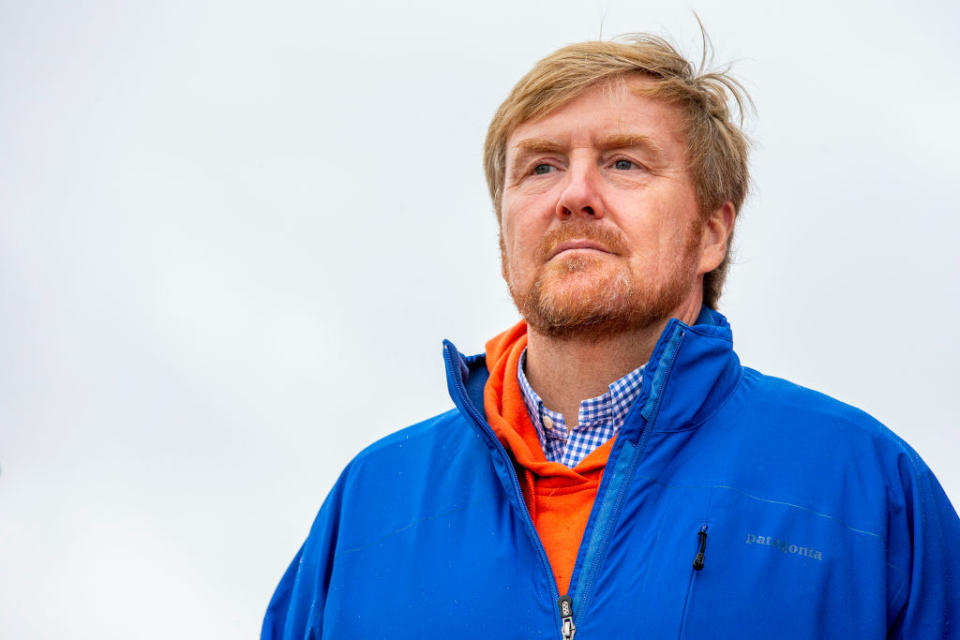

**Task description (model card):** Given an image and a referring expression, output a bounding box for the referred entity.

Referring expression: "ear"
[698,201,736,275]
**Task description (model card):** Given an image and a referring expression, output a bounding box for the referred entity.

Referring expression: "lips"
[548,239,614,260]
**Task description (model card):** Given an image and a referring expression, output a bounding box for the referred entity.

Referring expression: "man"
[262,33,960,639]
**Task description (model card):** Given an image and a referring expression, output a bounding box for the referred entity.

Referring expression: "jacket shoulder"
[331,406,493,513]
[717,366,938,527]
[737,367,916,456]
[347,407,474,468]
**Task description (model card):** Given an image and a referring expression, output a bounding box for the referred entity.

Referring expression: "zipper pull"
[693,524,708,570]
[558,595,576,640]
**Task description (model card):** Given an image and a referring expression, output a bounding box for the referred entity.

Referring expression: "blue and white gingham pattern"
[517,348,645,468]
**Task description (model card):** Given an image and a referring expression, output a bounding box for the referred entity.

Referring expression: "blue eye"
[532,164,553,175]
[613,159,635,170]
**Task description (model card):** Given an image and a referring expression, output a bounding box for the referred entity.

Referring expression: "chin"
[509,264,695,341]
[515,280,652,341]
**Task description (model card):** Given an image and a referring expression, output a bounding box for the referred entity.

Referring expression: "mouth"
[548,239,614,260]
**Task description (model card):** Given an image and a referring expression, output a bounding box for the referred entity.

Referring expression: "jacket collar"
[444,307,741,438]
[631,306,741,435]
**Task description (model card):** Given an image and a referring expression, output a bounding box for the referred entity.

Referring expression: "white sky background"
[2,0,958,637]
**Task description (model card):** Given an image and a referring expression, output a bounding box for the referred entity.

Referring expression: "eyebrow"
[509,133,665,161]
[595,133,665,156]
[510,138,567,158]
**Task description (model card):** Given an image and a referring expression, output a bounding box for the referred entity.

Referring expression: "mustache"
[535,222,628,262]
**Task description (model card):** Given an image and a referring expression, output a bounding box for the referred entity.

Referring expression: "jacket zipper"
[558,595,576,640]
[567,325,687,621]
[443,324,686,638]
[442,344,568,638]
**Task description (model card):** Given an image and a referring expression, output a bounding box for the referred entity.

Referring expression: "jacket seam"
[634,475,883,539]
[334,496,490,557]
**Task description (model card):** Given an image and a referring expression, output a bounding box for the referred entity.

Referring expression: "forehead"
[506,76,687,160]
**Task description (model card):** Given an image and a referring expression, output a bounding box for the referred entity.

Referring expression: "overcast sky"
[2,1,958,637]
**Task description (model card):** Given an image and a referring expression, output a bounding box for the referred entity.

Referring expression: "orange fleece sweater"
[483,322,614,595]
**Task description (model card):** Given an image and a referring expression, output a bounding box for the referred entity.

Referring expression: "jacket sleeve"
[887,448,960,639]
[261,474,347,640]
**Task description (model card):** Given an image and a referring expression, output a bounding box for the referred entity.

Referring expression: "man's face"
[500,76,717,339]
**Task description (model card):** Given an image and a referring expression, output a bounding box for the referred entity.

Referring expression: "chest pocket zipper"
[693,525,708,570]
[679,524,709,638]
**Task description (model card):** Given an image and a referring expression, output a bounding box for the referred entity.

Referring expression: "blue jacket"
[263,309,960,639]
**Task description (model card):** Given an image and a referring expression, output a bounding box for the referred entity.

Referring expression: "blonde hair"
[483,31,751,309]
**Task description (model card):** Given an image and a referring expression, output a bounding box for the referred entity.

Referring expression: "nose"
[556,161,604,220]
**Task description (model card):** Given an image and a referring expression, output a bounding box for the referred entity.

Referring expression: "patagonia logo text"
[745,534,823,560]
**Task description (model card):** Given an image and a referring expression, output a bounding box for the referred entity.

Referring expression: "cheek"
[501,231,545,290]
[503,184,557,224]
[624,198,697,254]
[622,220,680,277]
[498,216,526,277]
[501,205,540,254]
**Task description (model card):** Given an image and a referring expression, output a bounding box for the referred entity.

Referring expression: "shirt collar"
[517,347,646,442]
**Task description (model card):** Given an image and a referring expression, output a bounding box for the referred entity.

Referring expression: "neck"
[523,298,702,430]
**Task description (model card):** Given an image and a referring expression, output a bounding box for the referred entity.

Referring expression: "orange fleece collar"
[482,321,614,482]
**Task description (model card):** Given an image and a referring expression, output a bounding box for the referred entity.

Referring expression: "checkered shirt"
[517,348,645,468]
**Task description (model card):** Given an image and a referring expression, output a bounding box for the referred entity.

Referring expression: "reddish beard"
[502,220,703,341]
